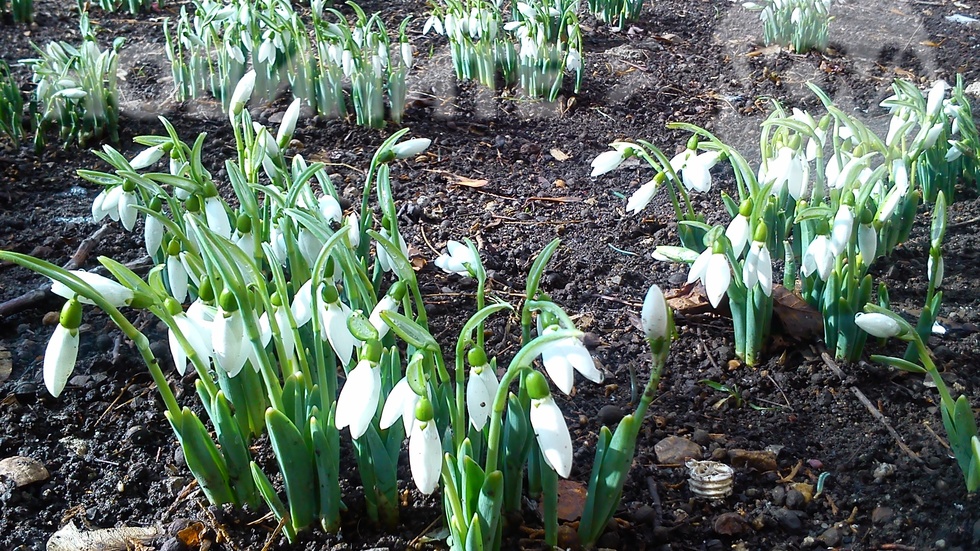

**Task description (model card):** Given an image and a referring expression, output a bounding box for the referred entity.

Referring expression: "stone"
[773,508,803,532]
[817,525,843,547]
[872,506,894,525]
[654,436,701,464]
[598,405,626,426]
[713,512,750,536]
[785,489,806,510]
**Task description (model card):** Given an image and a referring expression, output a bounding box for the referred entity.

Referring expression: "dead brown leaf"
[556,479,587,521]
[772,285,822,341]
[425,169,488,188]
[746,45,782,58]
[664,282,713,314]
[177,522,206,546]
[549,148,571,162]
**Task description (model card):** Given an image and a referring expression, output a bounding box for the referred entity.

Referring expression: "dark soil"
[2,0,980,550]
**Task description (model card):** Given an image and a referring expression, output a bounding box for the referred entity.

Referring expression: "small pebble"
[872,506,894,525]
[713,512,750,536]
[598,405,626,426]
[817,525,843,547]
[785,489,806,510]
[654,436,701,464]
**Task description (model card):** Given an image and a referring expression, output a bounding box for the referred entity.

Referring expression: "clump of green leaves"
[1,0,33,23]
[22,12,123,148]
[743,0,832,53]
[588,0,645,30]
[89,0,162,15]
[0,61,24,147]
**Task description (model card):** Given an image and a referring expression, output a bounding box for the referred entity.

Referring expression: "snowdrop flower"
[101,185,124,222]
[370,295,398,339]
[626,178,660,214]
[742,237,773,296]
[212,292,248,377]
[409,398,442,494]
[344,212,361,249]
[590,144,632,177]
[526,371,572,477]
[641,284,669,344]
[130,144,165,170]
[44,299,81,397]
[318,194,343,224]
[801,234,834,281]
[91,187,116,222]
[380,374,422,434]
[391,138,431,159]
[291,280,315,327]
[435,240,476,277]
[858,223,877,263]
[465,348,498,430]
[725,201,752,258]
[926,80,949,119]
[166,248,189,303]
[228,70,256,118]
[762,146,808,199]
[276,98,301,148]
[829,205,854,256]
[317,284,358,366]
[335,358,381,439]
[400,41,413,69]
[855,312,903,338]
[538,323,603,395]
[918,122,945,151]
[117,188,138,231]
[51,270,134,307]
[566,49,581,72]
[423,14,444,35]
[204,196,232,239]
[687,244,732,309]
[946,142,964,163]
[671,149,721,193]
[167,300,212,376]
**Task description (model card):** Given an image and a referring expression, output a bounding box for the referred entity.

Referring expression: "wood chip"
[549,148,571,162]
[47,521,162,551]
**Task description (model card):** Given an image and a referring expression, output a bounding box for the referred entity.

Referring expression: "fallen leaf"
[556,479,587,521]
[746,45,782,57]
[550,148,571,161]
[47,521,162,551]
[425,169,488,188]
[664,282,713,314]
[772,285,822,340]
[0,456,49,487]
[177,522,206,546]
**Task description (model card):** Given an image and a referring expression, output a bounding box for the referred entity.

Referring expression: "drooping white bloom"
[92,188,113,222]
[291,280,315,327]
[926,80,949,119]
[380,377,421,434]
[858,224,877,264]
[101,185,124,222]
[391,138,432,159]
[801,235,834,281]
[566,49,581,72]
[539,325,603,395]
[376,229,408,273]
[335,359,381,439]
[855,312,902,338]
[946,143,964,163]
[590,149,626,177]
[167,254,189,303]
[530,395,572,477]
[641,284,669,342]
[423,14,444,35]
[117,190,138,231]
[276,98,302,147]
[212,307,248,377]
[675,150,721,193]
[318,194,343,224]
[51,271,134,307]
[318,293,358,366]
[144,215,164,257]
[204,196,232,239]
[409,414,442,494]
[168,312,212,376]
[626,179,659,214]
[687,248,732,309]
[44,322,79,398]
[130,145,166,170]
[829,205,854,256]
[466,363,498,430]
[400,41,413,69]
[434,240,476,277]
[370,295,398,339]
[726,214,751,258]
[228,70,256,118]
[763,146,808,199]
[742,241,773,296]
[345,212,361,249]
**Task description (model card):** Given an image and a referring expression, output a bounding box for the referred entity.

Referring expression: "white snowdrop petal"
[530,396,572,478]
[44,324,79,398]
[335,360,381,439]
[410,421,442,494]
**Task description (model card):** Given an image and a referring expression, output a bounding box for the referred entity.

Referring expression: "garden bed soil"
[2,0,980,549]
